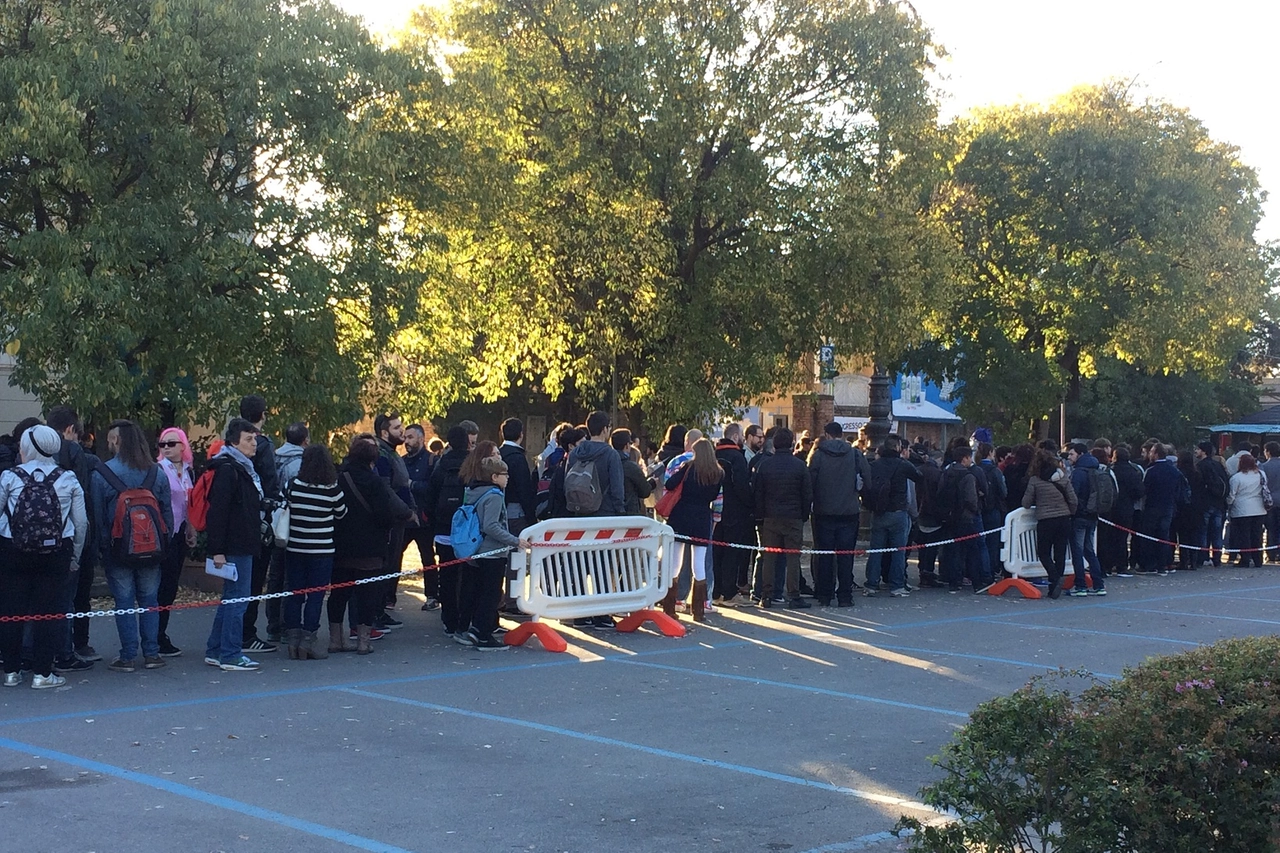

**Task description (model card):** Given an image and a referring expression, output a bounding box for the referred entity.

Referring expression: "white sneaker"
[3,672,21,687]
[219,656,260,671]
[204,656,221,667]
[31,673,66,690]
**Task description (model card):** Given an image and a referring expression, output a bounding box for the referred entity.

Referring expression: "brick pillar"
[816,395,835,431]
[792,395,817,437]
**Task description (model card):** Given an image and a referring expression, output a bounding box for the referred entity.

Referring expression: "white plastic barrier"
[991,507,1094,598]
[504,516,685,650]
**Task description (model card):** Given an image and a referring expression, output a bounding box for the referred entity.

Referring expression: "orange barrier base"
[615,609,687,638]
[986,578,1042,599]
[503,621,569,653]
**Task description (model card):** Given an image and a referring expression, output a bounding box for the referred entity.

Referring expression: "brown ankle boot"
[356,625,374,655]
[329,622,353,653]
[286,628,303,660]
[691,580,708,622]
[303,630,327,660]
[660,583,679,617]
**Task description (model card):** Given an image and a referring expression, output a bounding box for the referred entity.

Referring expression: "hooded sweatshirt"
[807,438,872,517]
[1069,452,1100,518]
[564,438,624,516]
[275,442,305,487]
[463,481,521,558]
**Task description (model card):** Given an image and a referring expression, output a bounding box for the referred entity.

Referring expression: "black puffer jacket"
[753,450,812,522]
[424,448,467,535]
[335,463,413,562]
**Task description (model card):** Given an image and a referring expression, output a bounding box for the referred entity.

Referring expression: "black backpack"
[934,468,971,525]
[6,467,67,553]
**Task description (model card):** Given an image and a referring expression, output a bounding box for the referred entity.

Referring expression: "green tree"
[909,85,1269,437]
[390,0,946,424]
[0,0,416,431]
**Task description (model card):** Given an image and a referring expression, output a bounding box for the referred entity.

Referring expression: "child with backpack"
[90,420,173,673]
[0,425,89,689]
[455,456,531,650]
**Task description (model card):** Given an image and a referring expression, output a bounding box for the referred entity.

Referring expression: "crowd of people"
[0,394,1270,690]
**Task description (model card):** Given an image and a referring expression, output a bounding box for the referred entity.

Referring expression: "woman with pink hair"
[156,427,197,656]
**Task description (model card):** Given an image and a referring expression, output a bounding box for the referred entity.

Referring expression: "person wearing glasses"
[155,428,198,657]
[457,456,531,650]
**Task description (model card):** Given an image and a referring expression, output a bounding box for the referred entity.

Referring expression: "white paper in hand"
[205,558,238,581]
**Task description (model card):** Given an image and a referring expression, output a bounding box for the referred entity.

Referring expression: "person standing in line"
[282,444,347,660]
[807,422,872,607]
[92,420,173,672]
[424,426,473,638]
[712,425,754,606]
[402,423,439,610]
[457,456,531,650]
[752,428,812,609]
[0,425,89,689]
[659,439,724,622]
[45,405,98,672]
[203,418,266,671]
[155,428,197,657]
[237,394,279,655]
[1021,449,1077,600]
[1227,453,1268,568]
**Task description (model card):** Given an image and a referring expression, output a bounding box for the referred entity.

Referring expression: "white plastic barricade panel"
[991,508,1094,597]
[511,517,675,622]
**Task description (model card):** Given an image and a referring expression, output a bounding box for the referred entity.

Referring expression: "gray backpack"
[564,457,603,514]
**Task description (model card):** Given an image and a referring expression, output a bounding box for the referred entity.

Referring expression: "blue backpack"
[450,488,502,559]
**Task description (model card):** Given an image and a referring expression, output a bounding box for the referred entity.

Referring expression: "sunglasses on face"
[158,441,181,449]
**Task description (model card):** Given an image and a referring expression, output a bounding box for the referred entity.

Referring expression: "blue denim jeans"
[205,555,253,664]
[867,510,911,590]
[945,520,987,589]
[1070,517,1104,591]
[283,552,334,633]
[1203,507,1225,565]
[104,563,162,661]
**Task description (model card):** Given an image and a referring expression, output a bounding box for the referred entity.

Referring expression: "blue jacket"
[91,457,173,561]
[1143,458,1190,517]
[1070,453,1100,518]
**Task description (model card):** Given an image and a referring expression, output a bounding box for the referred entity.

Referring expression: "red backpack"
[187,467,217,532]
[97,463,169,567]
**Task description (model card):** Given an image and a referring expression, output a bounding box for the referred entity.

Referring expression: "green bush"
[896,637,1280,852]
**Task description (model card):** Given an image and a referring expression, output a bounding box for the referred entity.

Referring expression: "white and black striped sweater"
[285,480,348,554]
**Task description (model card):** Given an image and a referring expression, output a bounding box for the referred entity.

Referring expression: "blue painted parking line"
[0,735,414,853]
[613,659,971,718]
[1103,605,1280,627]
[336,686,941,813]
[980,620,1199,646]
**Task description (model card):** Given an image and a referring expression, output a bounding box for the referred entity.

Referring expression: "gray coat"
[807,438,871,518]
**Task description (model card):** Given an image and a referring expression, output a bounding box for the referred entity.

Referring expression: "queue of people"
[0,394,1272,690]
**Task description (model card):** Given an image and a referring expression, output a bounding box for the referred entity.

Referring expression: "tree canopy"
[908,84,1269,437]
[0,0,422,430]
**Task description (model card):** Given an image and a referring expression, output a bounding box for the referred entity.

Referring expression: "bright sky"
[334,0,1278,242]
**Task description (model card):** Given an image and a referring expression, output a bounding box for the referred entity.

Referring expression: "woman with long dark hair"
[283,444,347,659]
[330,436,412,654]
[92,420,173,672]
[155,427,196,657]
[659,438,724,622]
[1021,449,1076,600]
[1176,450,1206,571]
[1228,453,1267,568]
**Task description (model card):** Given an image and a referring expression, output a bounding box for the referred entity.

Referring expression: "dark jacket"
[1144,459,1190,517]
[1069,453,1101,518]
[866,453,921,514]
[253,434,280,500]
[977,458,1007,517]
[714,440,754,538]
[564,438,625,516]
[403,448,434,525]
[753,450,812,522]
[940,463,981,526]
[914,457,944,528]
[335,463,413,563]
[807,438,872,518]
[1196,456,1229,513]
[664,464,723,538]
[1108,461,1144,524]
[499,442,538,522]
[424,448,467,536]
[1003,462,1030,516]
[656,442,684,466]
[204,456,262,559]
[376,438,415,515]
[619,452,653,516]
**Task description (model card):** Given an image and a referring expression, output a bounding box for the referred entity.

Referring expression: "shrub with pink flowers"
[896,636,1280,852]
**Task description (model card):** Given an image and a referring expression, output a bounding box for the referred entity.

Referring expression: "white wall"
[0,355,43,434]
